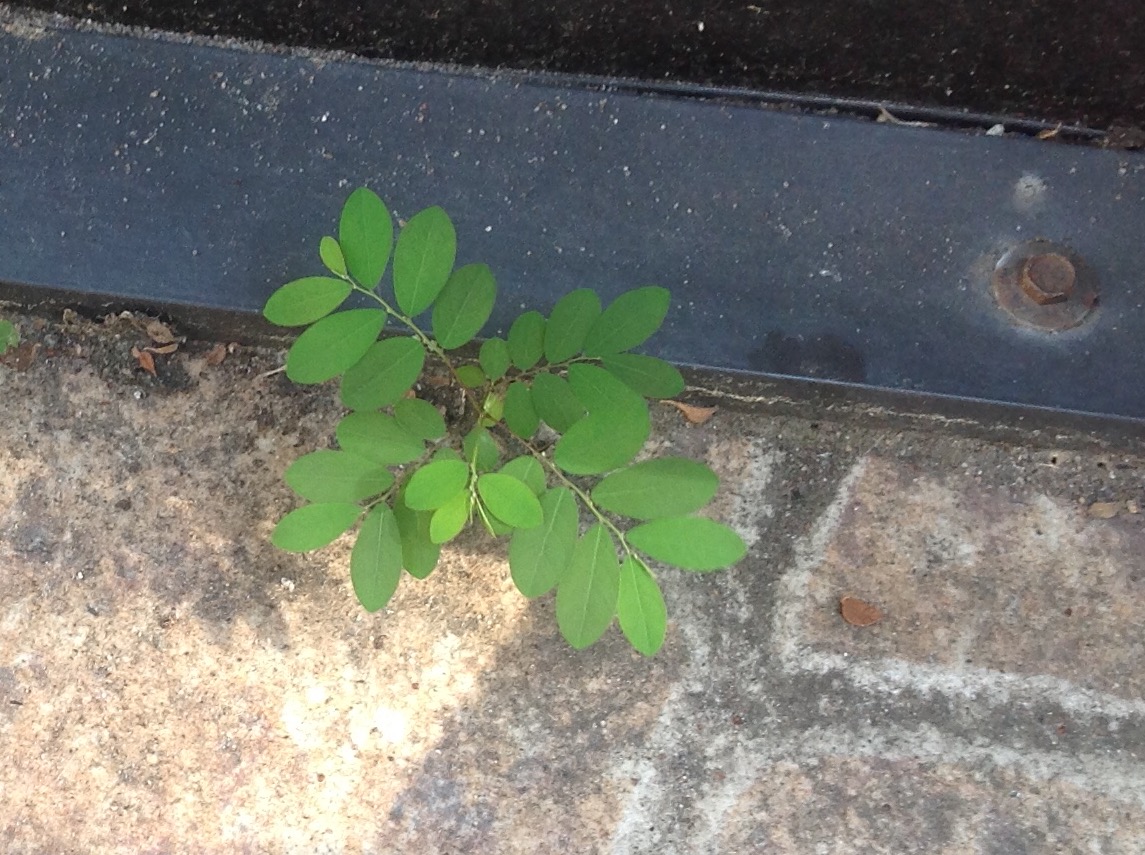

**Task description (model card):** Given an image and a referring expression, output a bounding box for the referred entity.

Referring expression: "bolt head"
[1020,253,1075,305]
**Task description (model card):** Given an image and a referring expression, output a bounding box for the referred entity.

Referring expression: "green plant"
[264,187,746,654]
[0,319,17,355]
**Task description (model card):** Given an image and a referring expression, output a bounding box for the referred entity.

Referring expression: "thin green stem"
[508,431,632,556]
[348,280,483,416]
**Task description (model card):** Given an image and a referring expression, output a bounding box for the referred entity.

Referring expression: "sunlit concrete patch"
[775,454,1145,717]
[0,541,532,852]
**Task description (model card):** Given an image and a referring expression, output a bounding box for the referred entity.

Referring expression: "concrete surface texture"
[1,310,1144,854]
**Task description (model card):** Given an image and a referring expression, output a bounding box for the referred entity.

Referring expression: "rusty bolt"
[990,240,1098,332]
[1019,252,1075,305]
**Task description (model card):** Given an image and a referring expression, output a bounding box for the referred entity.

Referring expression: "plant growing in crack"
[264,187,746,654]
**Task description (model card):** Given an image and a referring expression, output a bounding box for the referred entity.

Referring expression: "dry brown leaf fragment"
[131,346,157,376]
[145,342,179,355]
[875,106,935,128]
[1088,501,1121,519]
[840,595,883,627]
[1036,124,1063,140]
[204,343,228,365]
[144,318,178,345]
[666,400,717,425]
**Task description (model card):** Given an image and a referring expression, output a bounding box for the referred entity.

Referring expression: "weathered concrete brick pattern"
[0,316,1143,853]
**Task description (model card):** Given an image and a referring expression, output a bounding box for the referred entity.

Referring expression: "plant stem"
[508,430,632,556]
[349,281,482,416]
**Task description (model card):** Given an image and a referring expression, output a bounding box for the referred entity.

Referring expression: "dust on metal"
[991,239,1099,331]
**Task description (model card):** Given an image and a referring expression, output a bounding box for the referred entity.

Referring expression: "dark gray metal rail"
[1,14,1143,427]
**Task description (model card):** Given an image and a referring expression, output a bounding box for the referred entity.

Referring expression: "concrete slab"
[1,310,1143,853]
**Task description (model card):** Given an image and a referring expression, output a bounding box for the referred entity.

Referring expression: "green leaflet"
[286,309,385,385]
[502,381,539,439]
[555,524,620,649]
[271,503,361,553]
[544,288,601,363]
[601,353,685,399]
[339,187,392,288]
[499,456,546,496]
[0,319,17,354]
[394,397,446,441]
[627,517,748,571]
[617,557,667,655]
[432,263,497,349]
[456,364,486,388]
[507,311,545,369]
[478,338,511,381]
[429,491,470,543]
[393,206,457,316]
[351,505,403,612]
[583,286,671,356]
[284,450,394,503]
[530,372,586,433]
[404,458,470,511]
[482,390,505,424]
[319,236,347,277]
[463,426,500,472]
[336,412,426,466]
[263,276,352,327]
[553,363,650,475]
[340,337,426,410]
[591,457,718,519]
[509,487,577,598]
[476,473,543,530]
[394,491,440,579]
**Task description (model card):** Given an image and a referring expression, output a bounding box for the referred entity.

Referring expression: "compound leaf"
[499,456,546,496]
[617,556,667,656]
[394,491,440,579]
[319,236,347,277]
[394,397,446,441]
[507,311,545,370]
[340,337,426,410]
[553,364,650,475]
[393,205,457,316]
[509,486,578,598]
[479,338,511,381]
[284,450,394,503]
[556,524,620,649]
[544,288,601,363]
[477,473,543,530]
[591,457,718,519]
[350,505,402,612]
[429,491,470,543]
[271,503,361,553]
[432,263,497,350]
[339,187,392,288]
[404,459,470,511]
[463,426,500,472]
[601,353,685,399]
[263,276,352,327]
[502,381,539,439]
[336,412,425,466]
[530,372,586,433]
[583,286,671,356]
[286,308,385,384]
[627,517,748,571]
